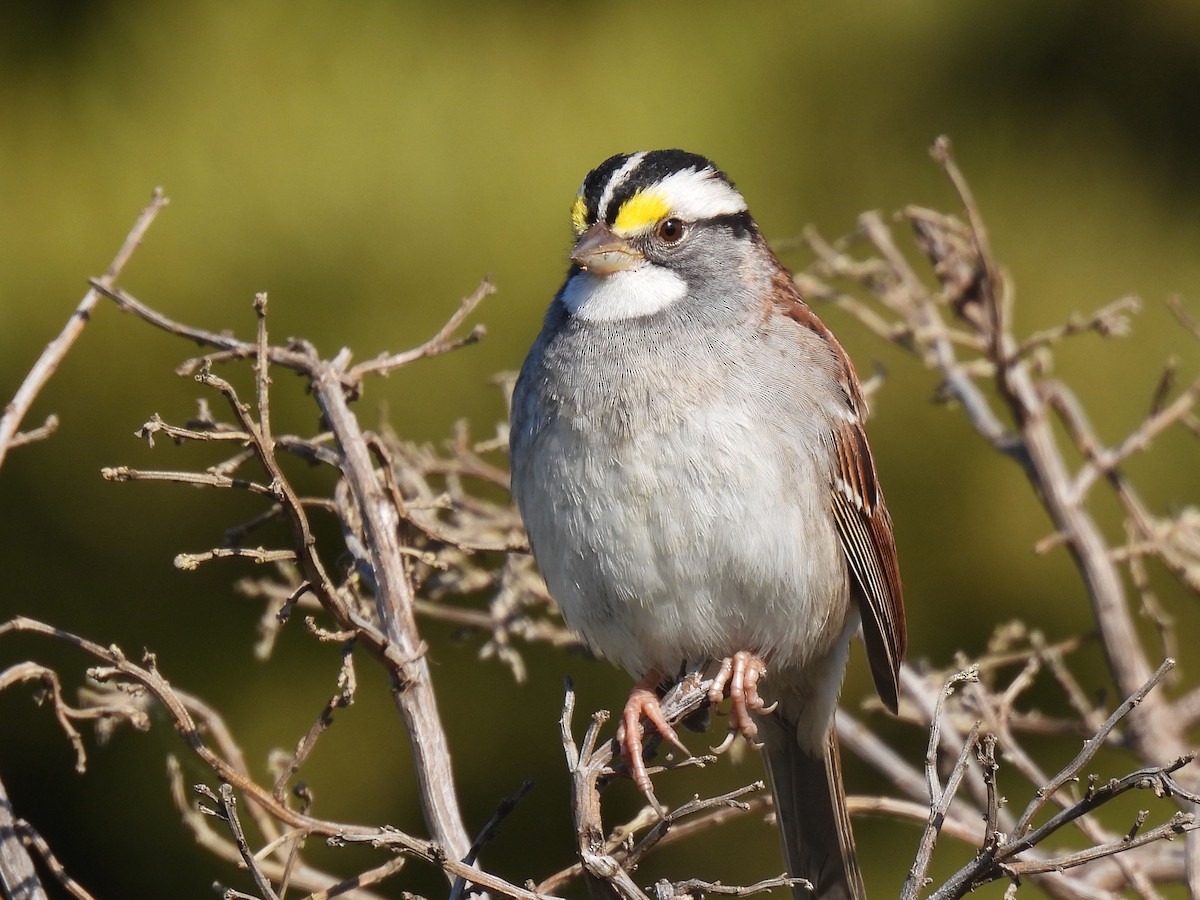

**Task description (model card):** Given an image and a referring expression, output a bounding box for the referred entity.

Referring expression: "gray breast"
[510,296,851,676]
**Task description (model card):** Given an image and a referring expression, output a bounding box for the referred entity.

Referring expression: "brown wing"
[775,271,907,712]
[828,415,906,712]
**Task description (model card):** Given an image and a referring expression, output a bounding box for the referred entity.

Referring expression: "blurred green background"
[2,2,1199,897]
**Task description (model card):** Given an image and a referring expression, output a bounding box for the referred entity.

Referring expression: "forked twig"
[0,616,554,900]
[1013,659,1176,839]
[349,279,494,382]
[0,189,169,470]
[198,784,281,900]
[929,661,1192,900]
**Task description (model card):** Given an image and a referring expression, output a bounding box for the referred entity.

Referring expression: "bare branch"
[1073,375,1200,499]
[12,818,96,900]
[0,189,168,470]
[900,665,990,814]
[654,874,804,898]
[175,548,298,570]
[94,286,486,871]
[1013,659,1176,839]
[272,640,358,802]
[902,705,980,900]
[0,661,150,773]
[449,780,536,900]
[0,771,48,900]
[625,782,767,873]
[0,616,556,900]
[348,280,494,382]
[1004,814,1197,877]
[1167,295,1200,342]
[198,784,280,900]
[166,758,385,900]
[1016,296,1140,358]
[7,415,59,450]
[298,857,410,899]
[926,662,1192,900]
[101,465,275,496]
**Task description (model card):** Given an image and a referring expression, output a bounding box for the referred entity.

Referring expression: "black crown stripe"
[577,150,741,230]
[579,153,632,228]
[604,150,735,225]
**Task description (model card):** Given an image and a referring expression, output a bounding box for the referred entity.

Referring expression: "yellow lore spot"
[612,190,671,236]
[570,196,588,235]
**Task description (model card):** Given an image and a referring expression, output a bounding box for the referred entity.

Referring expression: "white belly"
[516,400,852,679]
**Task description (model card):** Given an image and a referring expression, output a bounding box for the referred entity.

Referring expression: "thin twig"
[449,780,536,900]
[201,784,280,900]
[272,640,357,802]
[1004,815,1197,876]
[1013,659,1176,839]
[348,280,494,382]
[902,720,982,900]
[625,782,766,872]
[13,819,97,900]
[101,465,275,496]
[175,548,298,570]
[166,758,384,900]
[655,874,804,898]
[0,617,553,900]
[1073,375,1200,499]
[979,734,1001,857]
[7,415,59,450]
[299,856,409,899]
[0,189,169,470]
[1016,296,1140,358]
[1167,296,1200,342]
[254,294,273,450]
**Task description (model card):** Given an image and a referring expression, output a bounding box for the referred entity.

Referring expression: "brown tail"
[760,716,865,900]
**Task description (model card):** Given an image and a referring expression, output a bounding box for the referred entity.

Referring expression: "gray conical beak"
[570,224,642,275]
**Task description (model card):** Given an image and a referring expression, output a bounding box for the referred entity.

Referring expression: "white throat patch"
[560,265,686,322]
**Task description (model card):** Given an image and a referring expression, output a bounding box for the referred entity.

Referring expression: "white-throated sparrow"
[509,150,906,900]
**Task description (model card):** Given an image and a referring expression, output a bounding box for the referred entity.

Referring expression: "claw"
[642,785,667,819]
[617,670,691,798]
[709,651,769,746]
[710,728,737,755]
[619,655,771,799]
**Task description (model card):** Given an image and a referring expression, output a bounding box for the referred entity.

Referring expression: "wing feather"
[776,277,907,712]
[828,417,906,712]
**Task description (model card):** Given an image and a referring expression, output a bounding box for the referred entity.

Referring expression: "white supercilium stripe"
[651,168,747,221]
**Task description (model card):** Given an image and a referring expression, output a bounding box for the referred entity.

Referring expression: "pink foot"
[616,669,692,796]
[708,651,770,749]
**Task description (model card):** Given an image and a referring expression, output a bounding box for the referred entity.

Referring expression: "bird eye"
[656,217,685,244]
